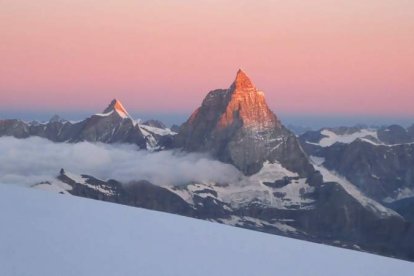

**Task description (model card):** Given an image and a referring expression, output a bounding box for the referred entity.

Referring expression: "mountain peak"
[49,114,66,123]
[103,99,130,119]
[176,70,290,175]
[231,69,255,90]
[217,69,278,129]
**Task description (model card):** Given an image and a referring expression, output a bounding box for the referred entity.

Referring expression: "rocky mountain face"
[0,99,176,150]
[176,69,313,177]
[299,126,414,223]
[377,125,414,145]
[322,141,414,201]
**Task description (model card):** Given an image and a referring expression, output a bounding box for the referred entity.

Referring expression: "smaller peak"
[103,99,121,112]
[49,114,65,123]
[103,99,131,119]
[232,69,255,90]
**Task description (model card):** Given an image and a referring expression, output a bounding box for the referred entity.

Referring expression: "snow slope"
[308,129,378,147]
[0,184,413,276]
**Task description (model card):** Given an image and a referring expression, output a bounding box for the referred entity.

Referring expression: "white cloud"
[0,136,241,187]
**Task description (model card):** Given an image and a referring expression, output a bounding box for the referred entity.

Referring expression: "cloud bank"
[0,137,241,187]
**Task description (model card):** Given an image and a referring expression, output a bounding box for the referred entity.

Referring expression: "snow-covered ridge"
[384,187,414,203]
[94,109,117,117]
[95,99,176,139]
[32,179,72,194]
[33,171,116,196]
[94,109,130,120]
[310,156,399,218]
[139,124,177,136]
[308,129,379,147]
[305,128,414,148]
[1,184,413,276]
[168,162,315,210]
[358,137,414,147]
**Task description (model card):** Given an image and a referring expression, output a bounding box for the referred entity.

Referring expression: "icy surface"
[249,161,298,181]
[94,110,115,117]
[32,179,72,194]
[138,125,160,151]
[168,162,315,210]
[315,129,378,147]
[139,124,177,136]
[0,184,413,276]
[138,124,176,151]
[222,162,314,209]
[384,187,414,203]
[358,138,414,147]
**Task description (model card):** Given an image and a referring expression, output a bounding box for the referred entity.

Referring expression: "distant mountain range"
[0,99,176,151]
[2,69,414,261]
[299,125,414,224]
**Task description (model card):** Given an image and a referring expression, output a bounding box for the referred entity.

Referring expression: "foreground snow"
[0,185,412,276]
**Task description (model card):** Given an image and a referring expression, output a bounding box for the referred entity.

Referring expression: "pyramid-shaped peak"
[103,99,130,119]
[232,69,255,90]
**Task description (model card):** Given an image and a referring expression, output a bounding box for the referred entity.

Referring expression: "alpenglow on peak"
[103,99,131,119]
[175,69,313,176]
[231,68,256,90]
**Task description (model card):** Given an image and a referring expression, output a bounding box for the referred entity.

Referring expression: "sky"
[1,0,413,126]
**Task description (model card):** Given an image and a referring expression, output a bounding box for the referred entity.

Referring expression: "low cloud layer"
[0,137,241,187]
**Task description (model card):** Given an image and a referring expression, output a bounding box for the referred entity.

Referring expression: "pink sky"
[1,0,413,116]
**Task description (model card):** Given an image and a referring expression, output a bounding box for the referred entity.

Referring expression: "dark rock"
[49,115,66,123]
[170,124,181,133]
[175,69,313,177]
[377,125,411,144]
[143,120,167,129]
[407,124,414,140]
[323,140,414,202]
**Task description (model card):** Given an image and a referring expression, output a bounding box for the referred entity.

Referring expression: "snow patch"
[94,110,115,117]
[139,126,160,151]
[317,129,378,147]
[63,172,116,196]
[32,179,72,194]
[249,161,298,183]
[139,124,177,136]
[168,162,314,210]
[383,187,414,203]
